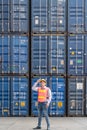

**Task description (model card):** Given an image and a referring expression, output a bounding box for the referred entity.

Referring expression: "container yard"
[0,0,87,130]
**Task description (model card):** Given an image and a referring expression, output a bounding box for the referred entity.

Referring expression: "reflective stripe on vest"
[38,87,48,102]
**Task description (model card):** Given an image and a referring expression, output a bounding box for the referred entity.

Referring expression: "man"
[32,79,52,130]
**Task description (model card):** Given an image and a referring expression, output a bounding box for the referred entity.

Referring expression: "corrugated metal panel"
[48,36,66,74]
[0,0,29,33]
[32,0,48,32]
[68,0,85,33]
[11,36,28,74]
[11,0,29,32]
[68,35,84,75]
[31,76,48,116]
[86,77,87,115]
[31,36,48,74]
[85,0,87,32]
[0,77,10,117]
[48,77,66,116]
[0,0,10,32]
[84,36,87,74]
[0,35,10,74]
[49,0,66,32]
[68,77,84,116]
[31,76,66,116]
[11,77,29,116]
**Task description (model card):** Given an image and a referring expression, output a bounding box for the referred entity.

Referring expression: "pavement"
[0,117,87,130]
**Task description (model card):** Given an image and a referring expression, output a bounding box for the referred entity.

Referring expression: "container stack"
[67,0,87,116]
[0,0,29,116]
[1,0,87,117]
[31,0,66,116]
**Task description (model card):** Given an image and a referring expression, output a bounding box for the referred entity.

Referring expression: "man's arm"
[32,79,41,91]
[46,88,52,107]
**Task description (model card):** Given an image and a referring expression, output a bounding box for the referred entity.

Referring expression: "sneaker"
[33,126,41,129]
[47,127,50,130]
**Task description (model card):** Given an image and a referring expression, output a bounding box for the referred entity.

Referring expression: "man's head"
[39,79,46,87]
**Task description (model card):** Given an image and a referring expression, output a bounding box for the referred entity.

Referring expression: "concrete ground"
[0,117,87,130]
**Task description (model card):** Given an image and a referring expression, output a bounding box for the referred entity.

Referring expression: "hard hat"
[40,79,46,83]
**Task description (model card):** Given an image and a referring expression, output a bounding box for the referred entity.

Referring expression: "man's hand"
[37,79,41,83]
[46,103,49,108]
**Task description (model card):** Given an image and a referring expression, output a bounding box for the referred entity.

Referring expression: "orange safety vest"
[38,87,48,102]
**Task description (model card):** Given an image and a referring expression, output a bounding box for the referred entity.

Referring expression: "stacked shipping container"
[31,0,66,117]
[0,0,87,117]
[31,76,66,116]
[31,0,66,33]
[67,0,87,116]
[31,0,87,117]
[0,0,29,116]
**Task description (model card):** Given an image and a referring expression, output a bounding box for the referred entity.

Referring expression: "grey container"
[68,77,85,116]
[68,0,85,33]
[85,77,87,115]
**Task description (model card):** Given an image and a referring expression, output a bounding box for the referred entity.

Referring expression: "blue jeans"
[37,102,50,128]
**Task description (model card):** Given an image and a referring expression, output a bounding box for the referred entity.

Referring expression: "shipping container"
[68,0,85,33]
[86,77,87,115]
[11,35,29,74]
[31,36,48,74]
[31,0,48,33]
[11,77,29,116]
[49,0,66,32]
[0,77,10,116]
[84,36,87,74]
[48,36,66,74]
[11,0,29,32]
[31,76,66,116]
[48,77,66,116]
[31,76,48,116]
[68,35,85,75]
[0,0,10,32]
[0,35,10,73]
[85,0,87,32]
[68,77,84,116]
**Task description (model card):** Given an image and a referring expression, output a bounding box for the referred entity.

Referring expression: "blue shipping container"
[11,35,28,74]
[0,0,10,32]
[84,36,87,74]
[86,77,87,115]
[48,36,66,74]
[0,77,10,117]
[31,76,66,116]
[85,0,87,31]
[31,35,66,75]
[48,77,66,116]
[0,0,29,33]
[32,0,48,32]
[68,0,85,33]
[0,35,10,73]
[49,0,66,32]
[31,36,48,74]
[68,77,84,116]
[11,77,29,116]
[11,0,29,32]
[68,35,85,75]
